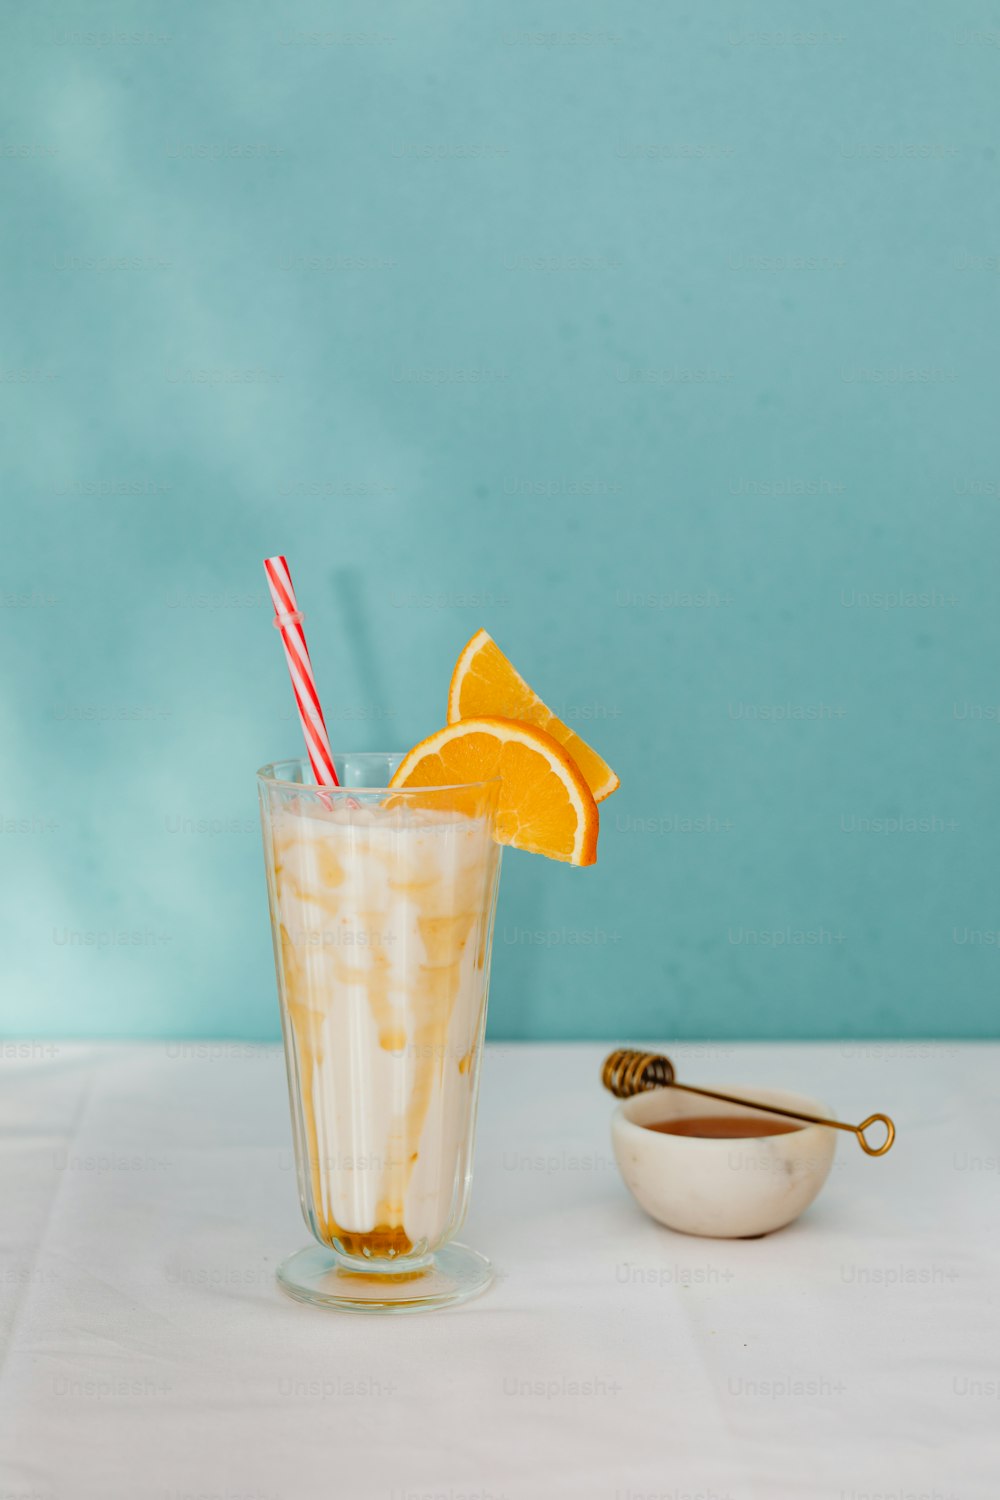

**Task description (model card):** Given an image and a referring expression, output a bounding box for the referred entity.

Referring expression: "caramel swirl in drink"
[267,795,500,1259]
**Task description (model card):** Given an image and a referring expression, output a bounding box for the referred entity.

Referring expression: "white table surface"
[0,1041,995,1499]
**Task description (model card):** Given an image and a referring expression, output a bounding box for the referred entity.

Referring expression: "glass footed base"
[276,1242,493,1315]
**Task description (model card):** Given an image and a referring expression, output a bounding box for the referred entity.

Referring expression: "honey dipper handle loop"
[855,1114,895,1156]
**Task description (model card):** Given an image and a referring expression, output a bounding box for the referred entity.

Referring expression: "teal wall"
[3,1,998,1040]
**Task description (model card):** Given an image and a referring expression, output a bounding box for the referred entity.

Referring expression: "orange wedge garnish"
[389,717,599,866]
[447,628,620,803]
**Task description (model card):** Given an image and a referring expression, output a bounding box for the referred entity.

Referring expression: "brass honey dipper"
[601,1049,896,1157]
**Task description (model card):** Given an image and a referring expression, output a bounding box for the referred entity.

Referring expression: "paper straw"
[263,555,340,787]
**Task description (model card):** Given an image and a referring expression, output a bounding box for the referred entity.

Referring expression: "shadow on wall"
[328,566,394,752]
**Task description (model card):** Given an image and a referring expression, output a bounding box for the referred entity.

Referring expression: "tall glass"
[258,754,502,1313]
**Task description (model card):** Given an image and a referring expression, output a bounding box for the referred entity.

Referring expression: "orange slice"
[447,628,620,803]
[389,717,599,866]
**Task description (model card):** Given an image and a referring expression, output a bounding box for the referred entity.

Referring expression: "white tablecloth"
[0,1041,995,1498]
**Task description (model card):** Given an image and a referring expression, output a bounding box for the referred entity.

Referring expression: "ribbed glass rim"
[256,754,500,795]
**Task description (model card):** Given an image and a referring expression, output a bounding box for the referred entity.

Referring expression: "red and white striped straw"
[263,555,340,787]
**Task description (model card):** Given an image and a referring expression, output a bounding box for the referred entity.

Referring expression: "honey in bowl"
[644,1114,803,1140]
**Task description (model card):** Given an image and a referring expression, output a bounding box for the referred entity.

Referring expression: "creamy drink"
[259,755,502,1309]
[260,560,617,1313]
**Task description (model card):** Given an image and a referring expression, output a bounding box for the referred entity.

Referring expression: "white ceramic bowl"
[611,1084,837,1238]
